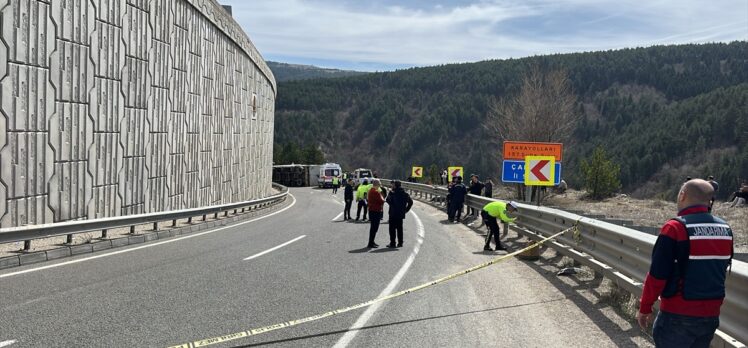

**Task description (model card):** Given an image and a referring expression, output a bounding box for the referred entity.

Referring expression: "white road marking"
[332,211,426,348]
[0,340,17,347]
[243,235,306,261]
[0,194,298,279]
[332,212,344,221]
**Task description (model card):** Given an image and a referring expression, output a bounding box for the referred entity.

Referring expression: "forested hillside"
[267,61,368,81]
[273,42,748,199]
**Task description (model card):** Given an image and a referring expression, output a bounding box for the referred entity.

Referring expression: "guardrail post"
[66,234,73,244]
[234,209,237,214]
[187,217,192,224]
[224,211,228,217]
[214,212,219,219]
[23,240,31,251]
[153,222,159,231]
[101,229,108,238]
[241,208,245,213]
[202,215,207,221]
[172,219,177,227]
[130,226,135,234]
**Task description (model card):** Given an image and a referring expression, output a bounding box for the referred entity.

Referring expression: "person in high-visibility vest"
[356,179,371,221]
[332,176,340,194]
[481,201,518,251]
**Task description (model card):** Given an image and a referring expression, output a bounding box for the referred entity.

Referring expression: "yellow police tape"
[167,226,575,348]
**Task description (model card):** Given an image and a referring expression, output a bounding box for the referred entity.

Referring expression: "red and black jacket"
[640,206,734,317]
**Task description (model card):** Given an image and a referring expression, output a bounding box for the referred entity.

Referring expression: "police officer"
[637,179,734,347]
[332,175,340,194]
[356,179,370,221]
[481,201,518,251]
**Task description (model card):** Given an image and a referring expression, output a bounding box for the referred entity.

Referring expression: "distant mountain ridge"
[267,61,368,82]
[273,42,748,199]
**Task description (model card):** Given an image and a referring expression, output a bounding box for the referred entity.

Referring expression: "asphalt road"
[0,188,652,347]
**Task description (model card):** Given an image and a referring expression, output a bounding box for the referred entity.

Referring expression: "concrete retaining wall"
[0,0,276,227]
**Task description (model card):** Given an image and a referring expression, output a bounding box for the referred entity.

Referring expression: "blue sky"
[220,0,748,71]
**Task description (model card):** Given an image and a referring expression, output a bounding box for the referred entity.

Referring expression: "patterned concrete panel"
[0,0,275,227]
[91,20,124,80]
[95,0,125,26]
[0,0,7,225]
[5,0,52,67]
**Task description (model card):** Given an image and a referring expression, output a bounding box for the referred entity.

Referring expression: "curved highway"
[0,188,652,347]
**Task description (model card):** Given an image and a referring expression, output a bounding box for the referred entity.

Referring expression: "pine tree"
[581,146,621,200]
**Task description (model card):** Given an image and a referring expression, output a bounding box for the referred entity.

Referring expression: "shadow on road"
[370,248,399,253]
[347,247,371,253]
[230,298,569,347]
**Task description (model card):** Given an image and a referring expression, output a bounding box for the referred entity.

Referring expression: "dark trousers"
[389,218,404,245]
[467,206,478,216]
[447,202,463,221]
[344,199,353,219]
[356,200,368,220]
[332,185,338,194]
[482,211,501,247]
[368,211,383,245]
[653,311,719,348]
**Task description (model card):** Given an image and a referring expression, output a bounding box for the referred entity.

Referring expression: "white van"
[317,163,342,188]
[352,168,373,185]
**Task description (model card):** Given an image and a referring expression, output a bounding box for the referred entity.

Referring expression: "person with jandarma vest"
[637,179,734,348]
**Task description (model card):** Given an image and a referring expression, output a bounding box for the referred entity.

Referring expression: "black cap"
[393,180,402,188]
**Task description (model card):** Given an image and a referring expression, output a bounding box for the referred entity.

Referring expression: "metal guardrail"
[382,180,746,348]
[0,184,289,247]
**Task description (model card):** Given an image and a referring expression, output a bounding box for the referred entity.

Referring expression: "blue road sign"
[502,160,561,185]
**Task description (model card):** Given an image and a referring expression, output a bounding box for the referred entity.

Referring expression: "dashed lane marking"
[0,195,297,279]
[165,225,573,348]
[332,211,426,348]
[243,235,306,261]
[331,212,344,221]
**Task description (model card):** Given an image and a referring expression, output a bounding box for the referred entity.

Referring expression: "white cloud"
[221,0,748,70]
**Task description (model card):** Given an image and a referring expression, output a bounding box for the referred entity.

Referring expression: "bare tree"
[488,65,579,143]
[486,65,580,201]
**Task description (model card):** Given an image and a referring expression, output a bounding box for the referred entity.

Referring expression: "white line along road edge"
[0,195,298,279]
[0,340,17,347]
[244,235,306,261]
[332,210,426,348]
[332,212,344,222]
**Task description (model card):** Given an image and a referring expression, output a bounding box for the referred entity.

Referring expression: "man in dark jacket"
[467,174,484,216]
[484,178,493,198]
[343,179,354,220]
[386,180,413,248]
[448,176,467,223]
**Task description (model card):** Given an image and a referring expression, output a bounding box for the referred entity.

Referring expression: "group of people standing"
[444,174,518,251]
[446,174,494,223]
[340,178,414,249]
[330,172,735,347]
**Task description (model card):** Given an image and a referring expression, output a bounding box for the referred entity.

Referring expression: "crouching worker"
[481,201,518,251]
